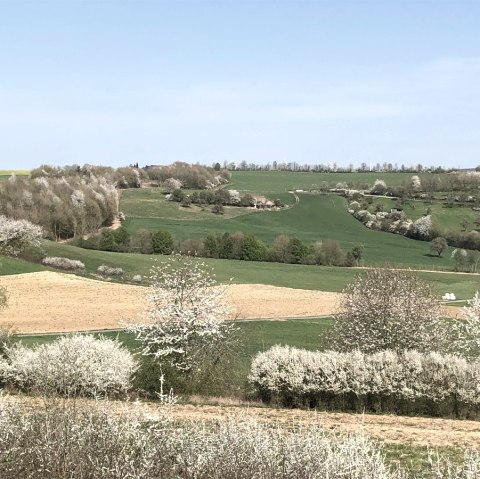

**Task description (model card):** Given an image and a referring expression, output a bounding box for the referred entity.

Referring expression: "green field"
[4,242,476,300]
[120,187,259,220]
[19,317,333,395]
[227,170,449,193]
[122,191,458,270]
[368,196,480,235]
[0,170,30,181]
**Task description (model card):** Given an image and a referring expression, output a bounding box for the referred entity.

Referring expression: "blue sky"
[1,1,479,169]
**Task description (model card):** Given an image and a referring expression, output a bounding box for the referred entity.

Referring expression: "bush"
[97,265,124,277]
[249,346,480,417]
[0,216,43,256]
[42,256,86,271]
[0,335,136,396]
[0,398,403,479]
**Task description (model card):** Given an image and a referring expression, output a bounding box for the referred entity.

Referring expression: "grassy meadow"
[122,189,457,270]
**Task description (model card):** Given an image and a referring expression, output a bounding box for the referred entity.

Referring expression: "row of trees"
[168,188,283,209]
[77,228,364,267]
[225,159,450,174]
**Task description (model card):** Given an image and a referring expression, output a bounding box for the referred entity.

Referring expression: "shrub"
[0,216,43,256]
[0,398,403,479]
[97,265,124,277]
[0,335,136,396]
[42,256,86,271]
[371,179,387,195]
[249,346,480,417]
[152,230,174,254]
[131,274,142,283]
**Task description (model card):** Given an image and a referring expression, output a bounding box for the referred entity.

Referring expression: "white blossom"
[70,189,85,208]
[249,346,480,407]
[0,335,136,396]
[0,215,43,256]
[412,215,432,239]
[129,254,236,372]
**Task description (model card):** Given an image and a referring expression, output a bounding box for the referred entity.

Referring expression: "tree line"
[76,228,364,267]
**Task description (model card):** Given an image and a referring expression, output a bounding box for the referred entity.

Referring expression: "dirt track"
[0,272,342,333]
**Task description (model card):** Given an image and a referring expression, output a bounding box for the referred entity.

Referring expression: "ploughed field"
[0,272,342,333]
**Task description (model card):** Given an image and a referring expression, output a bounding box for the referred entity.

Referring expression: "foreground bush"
[0,335,136,396]
[0,398,403,479]
[249,346,480,418]
[42,256,86,271]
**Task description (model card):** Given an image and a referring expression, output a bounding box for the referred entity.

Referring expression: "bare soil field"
[0,272,342,333]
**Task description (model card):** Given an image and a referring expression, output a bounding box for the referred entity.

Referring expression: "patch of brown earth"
[0,272,343,333]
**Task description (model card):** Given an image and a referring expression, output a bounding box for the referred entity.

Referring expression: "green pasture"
[120,187,259,220]
[0,255,46,275]
[227,170,449,193]
[122,193,459,270]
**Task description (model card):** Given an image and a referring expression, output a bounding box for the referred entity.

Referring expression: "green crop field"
[3,241,474,300]
[227,170,449,193]
[122,191,458,270]
[0,170,30,181]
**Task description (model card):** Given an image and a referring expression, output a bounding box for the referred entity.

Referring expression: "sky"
[0,0,480,170]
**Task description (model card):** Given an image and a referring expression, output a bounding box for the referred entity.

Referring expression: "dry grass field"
[0,272,342,333]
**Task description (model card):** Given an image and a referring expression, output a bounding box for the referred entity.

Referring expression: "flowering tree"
[411,215,432,240]
[455,291,480,357]
[129,255,237,374]
[371,179,387,195]
[332,268,449,354]
[410,175,421,191]
[0,216,43,256]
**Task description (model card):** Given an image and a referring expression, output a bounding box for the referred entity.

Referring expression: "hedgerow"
[249,346,480,418]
